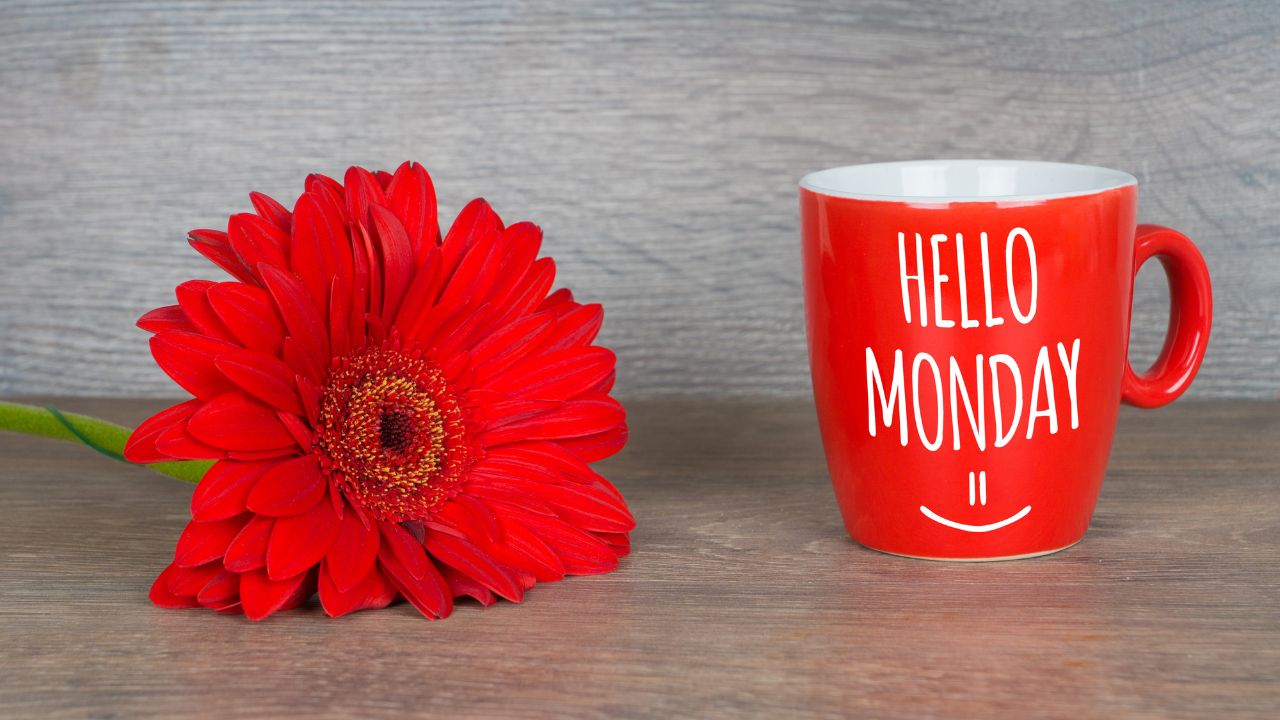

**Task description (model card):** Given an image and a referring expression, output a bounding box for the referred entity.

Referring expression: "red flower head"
[126,163,632,620]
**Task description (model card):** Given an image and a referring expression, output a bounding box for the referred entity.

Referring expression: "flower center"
[378,408,415,453]
[314,344,475,522]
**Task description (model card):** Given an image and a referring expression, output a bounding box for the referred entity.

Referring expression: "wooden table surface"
[1,398,1277,718]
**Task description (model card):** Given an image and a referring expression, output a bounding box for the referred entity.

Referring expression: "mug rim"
[799,159,1138,203]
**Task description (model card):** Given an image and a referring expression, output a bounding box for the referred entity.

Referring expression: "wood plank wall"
[1,1,1276,397]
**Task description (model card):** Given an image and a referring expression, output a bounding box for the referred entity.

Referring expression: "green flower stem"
[0,400,210,484]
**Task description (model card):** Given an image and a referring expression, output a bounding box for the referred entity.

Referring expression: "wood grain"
[0,1,1278,398]
[0,397,1277,718]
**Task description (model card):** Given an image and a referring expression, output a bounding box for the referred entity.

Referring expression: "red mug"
[799,160,1212,560]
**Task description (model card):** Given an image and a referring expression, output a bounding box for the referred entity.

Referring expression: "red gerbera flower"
[125,162,633,620]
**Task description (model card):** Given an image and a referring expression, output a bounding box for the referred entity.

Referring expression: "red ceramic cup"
[799,160,1212,560]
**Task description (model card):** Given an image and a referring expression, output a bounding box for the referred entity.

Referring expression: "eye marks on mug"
[969,470,986,506]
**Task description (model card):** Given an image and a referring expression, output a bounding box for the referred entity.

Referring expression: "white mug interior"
[800,159,1137,203]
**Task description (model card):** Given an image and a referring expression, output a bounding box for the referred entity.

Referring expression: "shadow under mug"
[799,160,1212,560]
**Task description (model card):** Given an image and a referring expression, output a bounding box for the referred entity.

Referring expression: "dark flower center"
[314,343,476,522]
[378,408,414,453]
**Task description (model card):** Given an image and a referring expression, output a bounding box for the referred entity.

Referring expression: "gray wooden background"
[1,1,1277,399]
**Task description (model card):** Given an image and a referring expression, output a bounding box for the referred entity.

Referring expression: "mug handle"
[1121,224,1213,408]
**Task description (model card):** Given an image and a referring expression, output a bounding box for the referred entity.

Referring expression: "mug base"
[857,538,1081,562]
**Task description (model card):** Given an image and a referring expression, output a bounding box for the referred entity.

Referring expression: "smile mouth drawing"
[919,505,1032,533]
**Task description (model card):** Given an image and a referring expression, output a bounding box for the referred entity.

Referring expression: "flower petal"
[240,567,314,621]
[539,482,635,533]
[290,192,339,310]
[487,347,616,402]
[476,442,584,480]
[471,399,559,433]
[440,494,501,544]
[278,411,314,451]
[314,185,355,293]
[197,569,241,610]
[124,399,201,463]
[431,231,504,329]
[468,312,557,382]
[282,336,325,385]
[480,394,625,446]
[378,546,452,620]
[392,245,444,329]
[595,531,631,557]
[149,564,200,608]
[318,561,397,618]
[327,507,380,593]
[137,305,194,334]
[355,223,384,320]
[189,229,257,285]
[343,166,388,226]
[167,562,224,597]
[259,263,329,373]
[489,512,565,582]
[215,348,306,416]
[500,507,618,576]
[539,287,575,312]
[378,522,429,580]
[464,482,557,517]
[385,161,439,261]
[440,198,503,281]
[305,172,345,200]
[229,212,289,270]
[155,419,226,460]
[246,455,326,517]
[223,514,274,572]
[487,256,556,331]
[249,190,292,231]
[423,529,523,602]
[191,460,273,522]
[296,374,323,425]
[267,500,342,580]
[328,275,352,360]
[440,566,496,607]
[175,280,236,342]
[369,203,414,319]
[495,442,627,499]
[558,423,629,462]
[207,282,285,356]
[539,302,605,353]
[187,391,298,452]
[480,223,542,318]
[174,515,248,568]
[149,331,238,399]
[473,474,634,533]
